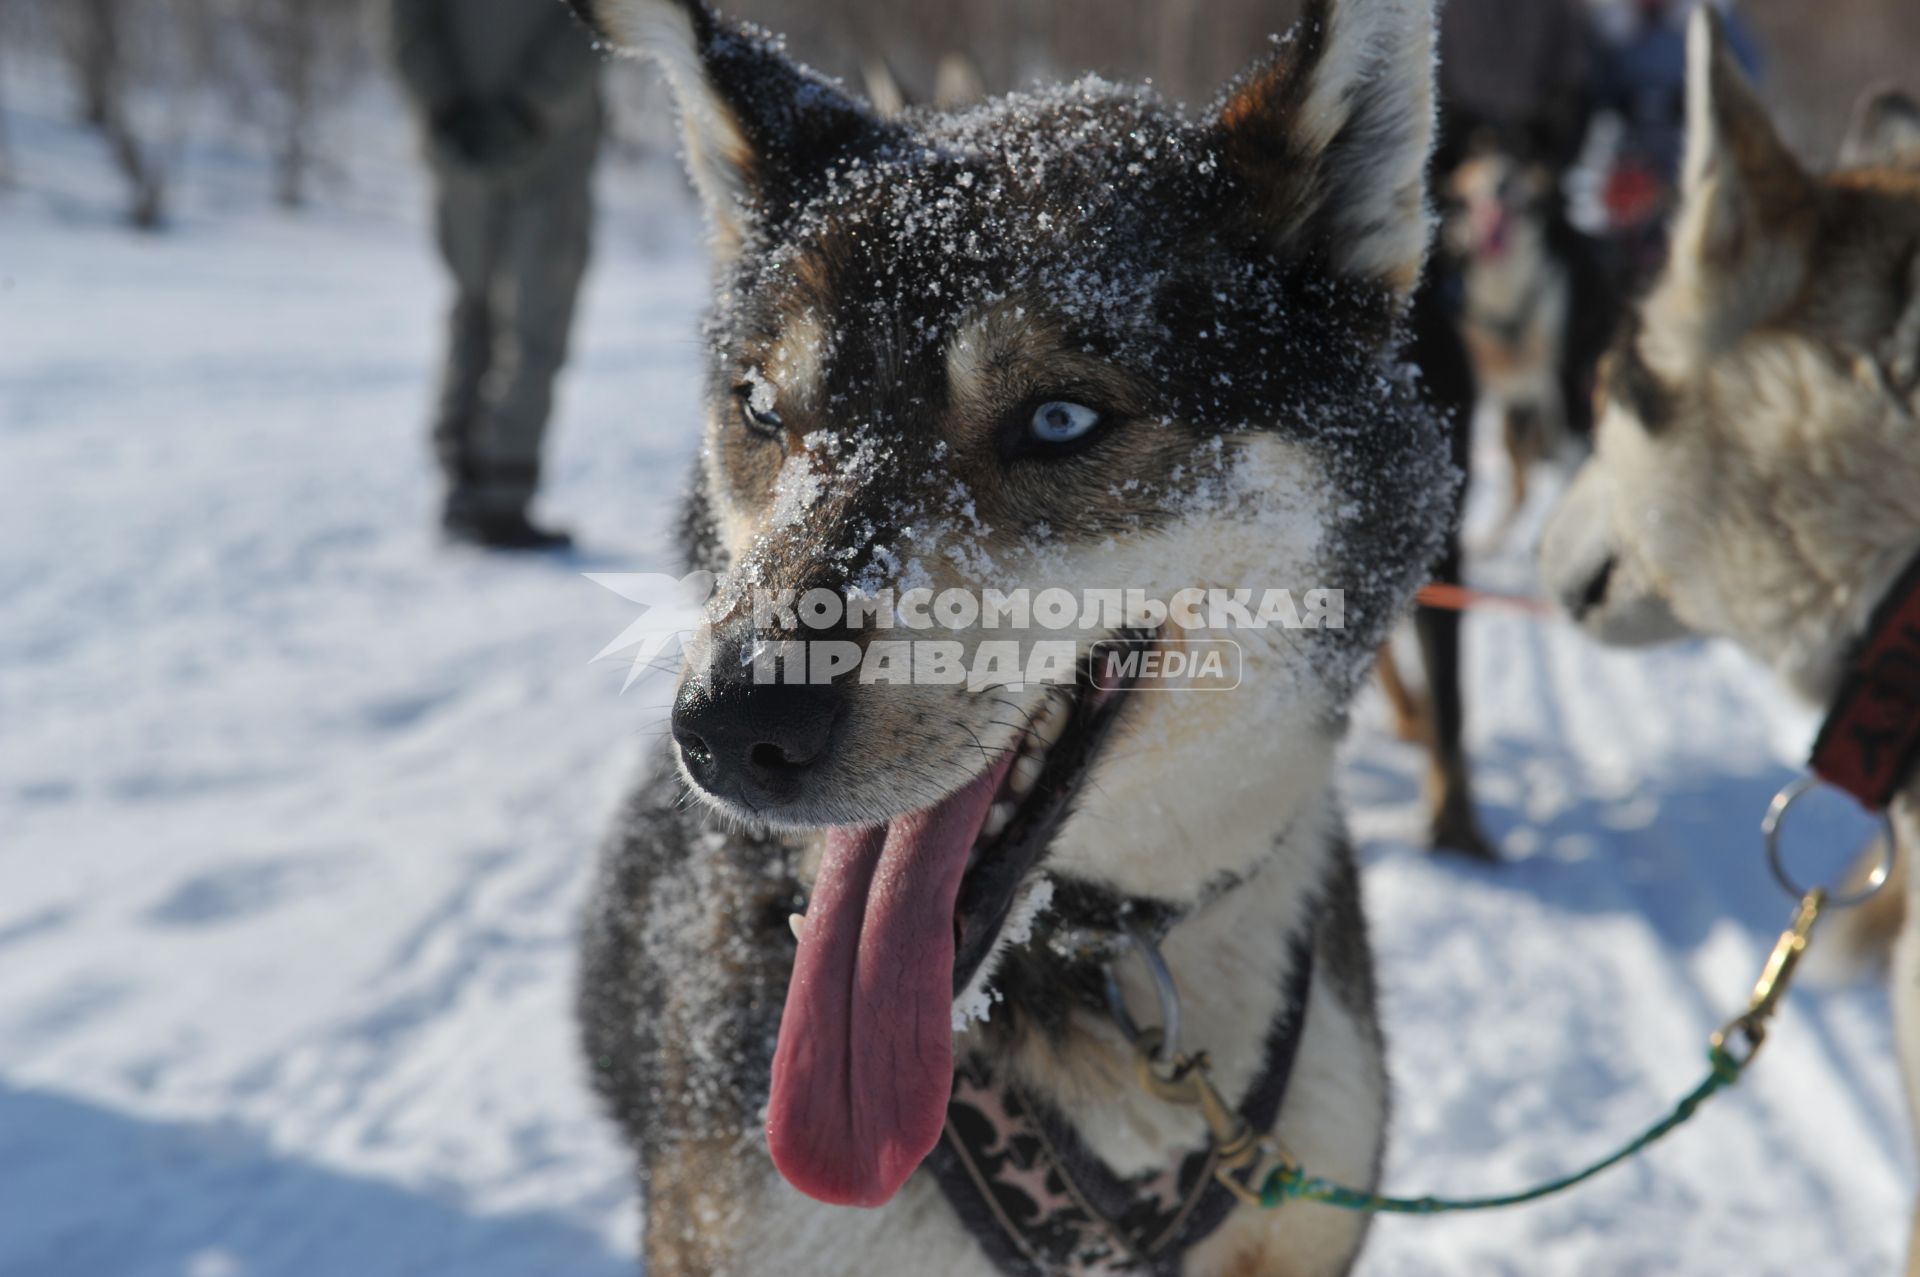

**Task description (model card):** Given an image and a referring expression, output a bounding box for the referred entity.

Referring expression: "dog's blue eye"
[733,385,783,438]
[1030,402,1101,445]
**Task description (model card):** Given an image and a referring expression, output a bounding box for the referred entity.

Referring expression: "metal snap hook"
[1104,925,1182,1066]
[1762,774,1897,908]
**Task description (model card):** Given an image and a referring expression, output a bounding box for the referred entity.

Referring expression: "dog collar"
[926,936,1314,1277]
[1809,548,1920,810]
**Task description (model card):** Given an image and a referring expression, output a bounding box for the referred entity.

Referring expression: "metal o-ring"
[1103,926,1182,1065]
[1762,774,1897,908]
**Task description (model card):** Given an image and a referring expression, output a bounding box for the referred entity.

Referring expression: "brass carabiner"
[1711,888,1826,1066]
[1132,1030,1250,1153]
[1114,931,1299,1210]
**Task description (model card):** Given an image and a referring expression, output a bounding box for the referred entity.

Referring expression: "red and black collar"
[1809,548,1920,811]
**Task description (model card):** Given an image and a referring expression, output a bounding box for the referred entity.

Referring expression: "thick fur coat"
[570,1,1455,1272]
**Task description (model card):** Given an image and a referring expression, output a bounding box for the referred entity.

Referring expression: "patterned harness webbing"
[926,939,1315,1276]
[1809,546,1920,810]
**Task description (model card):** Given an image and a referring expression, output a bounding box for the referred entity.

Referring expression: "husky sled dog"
[570,0,1453,1272]
[1541,10,1920,1263]
[1447,139,1618,530]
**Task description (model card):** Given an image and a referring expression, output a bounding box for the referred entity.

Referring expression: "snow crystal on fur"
[953,875,1055,1032]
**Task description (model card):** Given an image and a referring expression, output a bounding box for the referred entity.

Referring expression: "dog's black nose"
[672,645,844,811]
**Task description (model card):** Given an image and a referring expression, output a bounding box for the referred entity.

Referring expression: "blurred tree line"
[0,0,1914,229]
[727,0,1305,110]
[742,0,1920,163]
[0,0,372,224]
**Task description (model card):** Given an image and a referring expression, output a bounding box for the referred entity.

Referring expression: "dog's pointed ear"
[1212,0,1437,301]
[1659,5,1816,346]
[564,0,892,260]
[1840,86,1920,170]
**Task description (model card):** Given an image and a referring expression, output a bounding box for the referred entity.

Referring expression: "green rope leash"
[1132,888,1828,1219]
[1255,1044,1746,1214]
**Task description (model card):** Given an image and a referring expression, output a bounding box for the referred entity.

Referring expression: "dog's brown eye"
[733,383,783,439]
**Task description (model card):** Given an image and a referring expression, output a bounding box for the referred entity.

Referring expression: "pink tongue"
[768,758,1012,1207]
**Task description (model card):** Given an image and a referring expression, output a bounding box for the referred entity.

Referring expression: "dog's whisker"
[954,724,997,771]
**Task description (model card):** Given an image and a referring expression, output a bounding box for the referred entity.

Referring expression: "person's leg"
[432,167,508,497]
[471,125,597,522]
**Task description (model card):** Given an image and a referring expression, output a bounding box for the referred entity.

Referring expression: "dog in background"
[1371,134,1624,861]
[1540,12,1920,1265]
[1448,138,1620,531]
[1840,83,1920,172]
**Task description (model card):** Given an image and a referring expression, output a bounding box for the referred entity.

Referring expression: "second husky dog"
[1541,10,1920,1267]
[571,0,1453,1272]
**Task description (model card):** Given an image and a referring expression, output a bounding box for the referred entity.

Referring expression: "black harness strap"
[927,936,1316,1277]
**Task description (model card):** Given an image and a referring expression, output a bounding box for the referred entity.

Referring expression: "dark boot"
[442,471,570,550]
[441,503,573,551]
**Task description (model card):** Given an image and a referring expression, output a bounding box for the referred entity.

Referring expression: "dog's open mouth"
[766,658,1135,1210]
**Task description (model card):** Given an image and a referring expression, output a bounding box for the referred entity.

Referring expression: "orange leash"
[1416,583,1559,618]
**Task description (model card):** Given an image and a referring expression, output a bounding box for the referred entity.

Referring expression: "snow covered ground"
[3,77,1911,1277]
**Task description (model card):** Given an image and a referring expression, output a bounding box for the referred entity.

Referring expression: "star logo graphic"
[585,571,716,692]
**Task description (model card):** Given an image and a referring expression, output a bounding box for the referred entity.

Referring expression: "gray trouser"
[432,122,597,516]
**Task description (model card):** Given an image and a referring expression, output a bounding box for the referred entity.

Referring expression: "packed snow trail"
[2,124,1910,1277]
